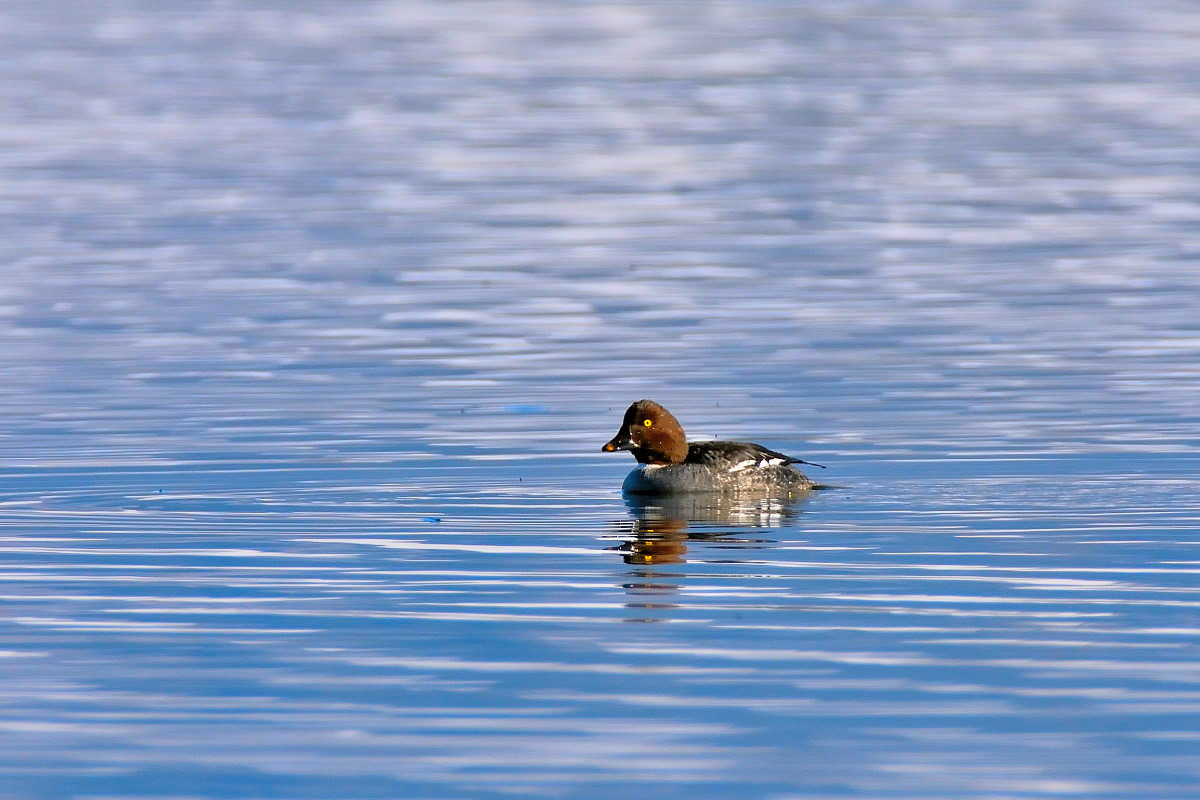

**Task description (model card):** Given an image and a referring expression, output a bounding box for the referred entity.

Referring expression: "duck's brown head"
[601,399,688,465]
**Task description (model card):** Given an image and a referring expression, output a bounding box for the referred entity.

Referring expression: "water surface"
[2,1,1199,797]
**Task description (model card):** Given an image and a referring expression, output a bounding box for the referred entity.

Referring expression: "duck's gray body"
[621,441,820,495]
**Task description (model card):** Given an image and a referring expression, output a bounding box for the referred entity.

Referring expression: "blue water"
[3,1,1200,798]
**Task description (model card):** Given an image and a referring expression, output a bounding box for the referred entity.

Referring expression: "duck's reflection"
[610,492,815,621]
[611,513,690,566]
[610,491,808,565]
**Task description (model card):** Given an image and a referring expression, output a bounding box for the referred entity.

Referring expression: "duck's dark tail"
[785,457,826,469]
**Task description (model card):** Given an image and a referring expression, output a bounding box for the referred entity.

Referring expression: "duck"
[601,399,827,494]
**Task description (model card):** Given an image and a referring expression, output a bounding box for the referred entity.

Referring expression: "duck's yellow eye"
[643,419,653,427]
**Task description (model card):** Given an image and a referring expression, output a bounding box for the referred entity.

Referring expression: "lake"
[1,1,1199,798]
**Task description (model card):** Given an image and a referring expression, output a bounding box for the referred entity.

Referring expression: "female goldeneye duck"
[601,399,828,494]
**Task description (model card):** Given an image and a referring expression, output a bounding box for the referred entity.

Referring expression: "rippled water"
[2,1,1200,798]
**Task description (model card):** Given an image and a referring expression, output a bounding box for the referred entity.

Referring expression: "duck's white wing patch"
[728,456,786,473]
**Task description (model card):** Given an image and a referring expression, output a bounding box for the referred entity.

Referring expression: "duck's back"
[684,440,795,469]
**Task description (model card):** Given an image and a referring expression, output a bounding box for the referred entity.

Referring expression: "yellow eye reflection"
[643,419,653,427]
